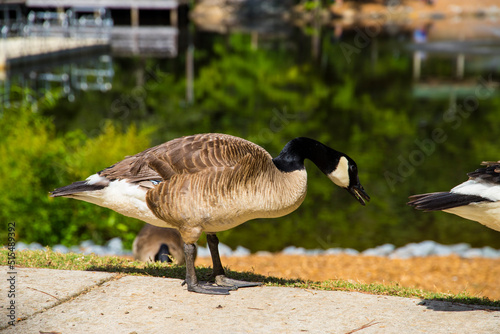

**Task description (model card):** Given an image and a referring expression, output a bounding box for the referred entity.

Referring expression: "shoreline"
[192,0,500,41]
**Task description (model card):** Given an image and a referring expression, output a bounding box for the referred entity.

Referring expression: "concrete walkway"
[1,266,499,333]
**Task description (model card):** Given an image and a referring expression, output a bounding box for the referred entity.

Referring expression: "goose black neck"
[272,137,342,173]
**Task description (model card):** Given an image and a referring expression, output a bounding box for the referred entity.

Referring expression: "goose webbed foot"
[182,280,233,295]
[214,275,262,289]
[183,242,234,295]
[206,233,262,290]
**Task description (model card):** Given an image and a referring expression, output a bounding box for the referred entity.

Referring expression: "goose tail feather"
[50,181,106,197]
[407,192,490,211]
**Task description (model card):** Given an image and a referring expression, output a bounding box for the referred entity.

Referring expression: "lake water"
[3,18,500,251]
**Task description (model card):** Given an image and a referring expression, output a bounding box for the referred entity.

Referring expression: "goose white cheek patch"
[328,156,350,188]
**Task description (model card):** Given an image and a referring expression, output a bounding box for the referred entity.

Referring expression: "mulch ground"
[196,254,500,300]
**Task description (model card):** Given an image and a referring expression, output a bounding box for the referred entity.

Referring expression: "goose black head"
[327,155,370,206]
[273,137,370,205]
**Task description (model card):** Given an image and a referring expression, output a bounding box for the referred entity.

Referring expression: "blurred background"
[1,0,499,253]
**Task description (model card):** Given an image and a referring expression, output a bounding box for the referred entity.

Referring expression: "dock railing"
[24,7,113,40]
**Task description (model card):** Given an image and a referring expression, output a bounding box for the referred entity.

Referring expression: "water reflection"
[2,11,500,250]
[2,53,113,106]
[0,4,180,108]
[410,40,500,101]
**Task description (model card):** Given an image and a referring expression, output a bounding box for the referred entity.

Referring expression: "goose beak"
[347,183,370,206]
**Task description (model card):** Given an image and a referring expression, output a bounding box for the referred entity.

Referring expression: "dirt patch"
[196,254,500,300]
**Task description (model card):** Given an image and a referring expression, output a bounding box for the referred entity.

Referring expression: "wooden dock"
[8,0,189,26]
[0,0,189,70]
[0,37,109,71]
[24,0,185,9]
[111,26,178,57]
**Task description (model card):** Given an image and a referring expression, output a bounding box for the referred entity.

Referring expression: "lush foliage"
[2,30,500,251]
[0,97,153,247]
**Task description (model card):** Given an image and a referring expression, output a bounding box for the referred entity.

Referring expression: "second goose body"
[133,224,190,264]
[408,161,500,232]
[51,133,369,294]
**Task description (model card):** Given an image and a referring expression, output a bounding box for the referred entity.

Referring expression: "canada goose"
[133,224,192,264]
[51,133,370,295]
[408,161,500,232]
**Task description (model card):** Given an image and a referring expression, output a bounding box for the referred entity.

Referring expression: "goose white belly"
[444,202,500,232]
[69,178,173,228]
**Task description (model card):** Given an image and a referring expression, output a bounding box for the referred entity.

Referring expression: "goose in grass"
[408,161,500,232]
[133,224,192,264]
[51,133,370,295]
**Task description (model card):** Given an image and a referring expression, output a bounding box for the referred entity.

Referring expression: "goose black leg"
[206,233,262,289]
[183,243,232,295]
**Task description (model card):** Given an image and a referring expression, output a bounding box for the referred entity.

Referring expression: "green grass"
[1,248,499,308]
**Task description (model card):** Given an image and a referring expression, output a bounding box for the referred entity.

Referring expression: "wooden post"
[456,53,464,79]
[131,7,139,27]
[186,44,194,104]
[413,52,421,80]
[251,31,258,50]
[170,7,178,27]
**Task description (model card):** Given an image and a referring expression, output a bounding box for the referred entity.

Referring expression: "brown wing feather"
[146,133,272,178]
[99,151,161,184]
[98,133,270,185]
[146,156,269,228]
[144,135,277,232]
[468,161,500,185]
